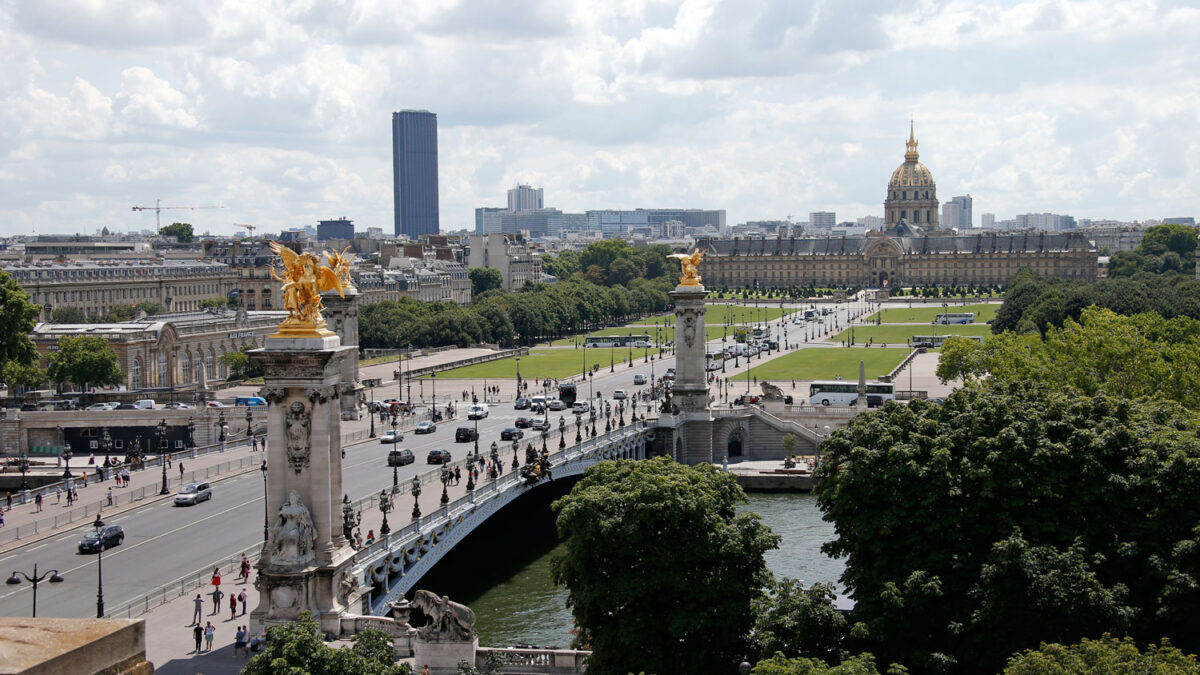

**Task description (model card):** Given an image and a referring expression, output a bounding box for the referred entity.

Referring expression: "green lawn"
[550,324,726,347]
[731,347,910,382]
[830,324,992,344]
[866,303,1000,324]
[430,348,660,380]
[649,304,798,325]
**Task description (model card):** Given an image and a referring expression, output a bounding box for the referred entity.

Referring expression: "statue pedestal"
[413,635,478,675]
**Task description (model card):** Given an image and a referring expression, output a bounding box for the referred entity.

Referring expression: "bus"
[584,334,650,348]
[911,335,985,348]
[933,312,975,325]
[558,382,578,405]
[808,381,895,407]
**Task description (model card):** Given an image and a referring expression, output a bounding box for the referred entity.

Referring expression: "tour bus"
[705,352,724,371]
[933,312,976,325]
[558,382,578,406]
[803,309,817,321]
[808,380,896,407]
[583,334,650,348]
[911,335,985,349]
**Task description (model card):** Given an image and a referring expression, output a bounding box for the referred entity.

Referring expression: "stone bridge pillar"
[322,286,361,421]
[665,283,715,465]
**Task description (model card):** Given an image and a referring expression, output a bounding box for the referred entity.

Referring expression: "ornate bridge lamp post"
[217,411,228,452]
[628,338,633,368]
[158,419,171,495]
[60,425,72,479]
[574,415,582,444]
[391,415,398,444]
[410,476,422,521]
[489,442,499,477]
[465,455,476,493]
[6,564,64,617]
[541,428,548,455]
[260,461,268,541]
[92,514,106,618]
[589,408,597,437]
[18,444,29,491]
[101,428,112,466]
[511,439,519,471]
[558,416,566,450]
[378,490,392,537]
[368,381,376,438]
[187,417,196,459]
[391,457,400,495]
[439,465,451,506]
[245,406,253,441]
[342,495,361,544]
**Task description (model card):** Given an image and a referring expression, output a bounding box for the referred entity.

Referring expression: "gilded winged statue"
[668,248,705,287]
[268,241,352,337]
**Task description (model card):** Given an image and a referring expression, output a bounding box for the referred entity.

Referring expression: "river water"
[460,492,843,648]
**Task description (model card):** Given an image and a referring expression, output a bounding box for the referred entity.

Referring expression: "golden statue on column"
[268,241,353,338]
[668,249,706,287]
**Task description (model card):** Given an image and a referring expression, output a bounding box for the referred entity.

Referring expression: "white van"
[467,404,489,420]
[133,399,156,410]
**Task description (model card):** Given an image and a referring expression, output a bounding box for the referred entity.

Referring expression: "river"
[459,492,843,648]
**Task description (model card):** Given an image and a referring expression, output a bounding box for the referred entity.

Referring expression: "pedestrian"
[251,437,257,452]
[234,625,246,656]
[239,554,251,582]
[193,623,204,652]
[34,492,43,512]
[239,588,248,615]
[55,485,61,504]
[211,586,224,614]
[204,622,215,651]
[106,488,113,507]
[192,593,204,624]
[180,464,185,481]
[211,567,222,588]
[0,509,5,528]
[5,492,10,509]
[454,466,461,485]
[230,593,237,620]
[422,664,430,675]
[365,529,375,546]
[66,489,74,507]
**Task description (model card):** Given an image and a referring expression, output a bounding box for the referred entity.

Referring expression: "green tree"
[1140,223,1198,260]
[200,296,228,310]
[751,579,849,662]
[606,257,641,286]
[160,222,194,243]
[2,361,46,389]
[1003,636,1200,674]
[750,652,891,675]
[552,457,780,675]
[49,306,87,323]
[468,267,504,297]
[0,269,41,367]
[219,346,264,381]
[45,336,124,392]
[242,611,410,675]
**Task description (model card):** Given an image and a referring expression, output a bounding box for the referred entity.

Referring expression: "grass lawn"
[866,303,1000,324]
[830,324,992,344]
[732,347,910,382]
[649,304,798,325]
[549,324,726,347]
[430,348,660,380]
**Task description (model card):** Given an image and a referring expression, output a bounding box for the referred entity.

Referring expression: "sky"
[1,0,1198,237]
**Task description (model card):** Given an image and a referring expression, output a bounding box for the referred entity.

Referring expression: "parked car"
[86,402,118,411]
[380,430,403,444]
[734,395,762,405]
[612,389,627,400]
[426,449,452,464]
[133,399,156,410]
[414,421,437,434]
[514,417,533,429]
[633,374,647,385]
[235,396,267,406]
[572,401,591,415]
[513,398,530,410]
[547,400,567,411]
[530,417,551,431]
[164,402,193,409]
[206,401,226,408]
[78,524,124,553]
[387,449,415,467]
[455,427,478,443]
[114,403,137,410]
[174,482,212,506]
[500,427,524,441]
[633,340,651,348]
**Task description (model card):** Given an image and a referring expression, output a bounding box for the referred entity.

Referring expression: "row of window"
[128,342,258,389]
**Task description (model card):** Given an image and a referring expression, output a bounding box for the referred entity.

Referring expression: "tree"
[50,306,87,323]
[160,222,194,243]
[219,346,264,381]
[242,611,410,675]
[606,257,641,286]
[200,297,229,310]
[2,361,46,390]
[46,336,123,392]
[552,457,780,675]
[0,269,40,367]
[468,267,504,297]
[751,579,849,662]
[750,652,891,675]
[815,380,1200,672]
[1003,636,1200,674]
[1140,223,1197,260]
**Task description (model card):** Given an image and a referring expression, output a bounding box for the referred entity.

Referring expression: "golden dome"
[889,121,935,188]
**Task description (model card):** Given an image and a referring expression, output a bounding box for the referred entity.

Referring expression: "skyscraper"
[507,184,544,212]
[392,110,440,239]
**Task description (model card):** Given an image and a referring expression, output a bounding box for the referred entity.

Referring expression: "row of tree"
[1107,222,1197,277]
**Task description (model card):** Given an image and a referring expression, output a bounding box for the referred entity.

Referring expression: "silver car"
[174,481,212,506]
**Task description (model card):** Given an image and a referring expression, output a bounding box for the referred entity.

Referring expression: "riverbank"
[724,458,816,492]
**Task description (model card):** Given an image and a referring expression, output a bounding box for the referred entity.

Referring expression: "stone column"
[666,284,715,465]
[250,333,357,637]
[322,287,362,421]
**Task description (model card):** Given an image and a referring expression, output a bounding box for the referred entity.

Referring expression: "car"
[174,482,212,506]
[734,395,762,405]
[380,430,404,444]
[114,403,137,410]
[206,401,226,408]
[235,396,267,406]
[530,417,550,431]
[572,401,591,414]
[454,427,478,443]
[633,374,647,385]
[662,372,675,381]
[500,427,524,441]
[547,400,567,411]
[467,404,488,420]
[86,402,117,411]
[633,340,651,348]
[414,421,437,434]
[612,389,627,400]
[164,402,193,409]
[514,417,533,428]
[387,448,415,467]
[427,449,452,464]
[20,403,38,411]
[666,367,676,375]
[78,524,124,553]
[133,399,156,410]
[513,398,530,410]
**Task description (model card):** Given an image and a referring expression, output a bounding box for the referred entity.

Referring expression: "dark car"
[514,417,533,429]
[79,524,124,553]
[514,398,530,410]
[427,449,452,464]
[414,421,437,434]
[500,427,524,441]
[114,403,137,410]
[455,427,478,443]
[387,449,415,467]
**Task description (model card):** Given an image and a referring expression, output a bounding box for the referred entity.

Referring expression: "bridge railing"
[103,541,264,620]
[477,647,590,673]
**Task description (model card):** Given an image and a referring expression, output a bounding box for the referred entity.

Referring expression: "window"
[158,351,167,385]
[181,352,191,383]
[131,358,141,389]
[206,348,216,379]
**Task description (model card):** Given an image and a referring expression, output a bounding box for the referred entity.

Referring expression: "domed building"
[884,123,939,229]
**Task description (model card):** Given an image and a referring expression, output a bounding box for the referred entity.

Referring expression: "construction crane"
[233,223,257,237]
[132,199,224,234]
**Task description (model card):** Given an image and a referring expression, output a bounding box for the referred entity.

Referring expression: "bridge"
[350,423,648,616]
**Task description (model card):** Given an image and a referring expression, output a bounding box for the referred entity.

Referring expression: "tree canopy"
[1003,635,1200,674]
[0,268,40,367]
[1108,223,1197,277]
[46,335,123,392]
[241,611,410,675]
[468,267,504,297]
[552,456,779,675]
[814,381,1200,672]
[160,222,194,243]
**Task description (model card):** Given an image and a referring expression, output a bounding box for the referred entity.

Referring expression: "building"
[317,218,354,240]
[4,259,236,321]
[1016,212,1076,231]
[475,207,507,235]
[884,123,939,229]
[809,212,836,231]
[585,209,725,237]
[981,213,996,230]
[392,110,440,239]
[507,184,544,212]
[856,215,884,230]
[467,234,543,291]
[942,195,973,229]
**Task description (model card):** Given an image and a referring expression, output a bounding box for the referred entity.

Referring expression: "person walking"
[193,623,204,653]
[239,554,251,582]
[106,488,113,507]
[55,485,61,504]
[234,626,247,656]
[210,586,224,614]
[229,593,237,620]
[192,593,204,625]
[34,492,43,512]
[239,588,248,615]
[204,622,215,652]
[0,509,5,528]
[180,464,185,482]
[454,466,461,486]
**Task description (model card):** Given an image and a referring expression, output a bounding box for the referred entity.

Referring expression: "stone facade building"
[466,234,543,291]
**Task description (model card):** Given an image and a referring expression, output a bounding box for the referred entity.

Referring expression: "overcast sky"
[2,0,1197,237]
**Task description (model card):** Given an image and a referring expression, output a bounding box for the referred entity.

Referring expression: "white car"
[633,340,651,348]
[633,374,647,385]
[572,401,591,414]
[86,402,118,411]
[612,389,627,400]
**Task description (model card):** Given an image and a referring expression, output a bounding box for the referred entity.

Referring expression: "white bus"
[933,312,975,325]
[809,380,895,407]
[911,335,985,348]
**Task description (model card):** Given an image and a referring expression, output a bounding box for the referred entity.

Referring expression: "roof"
[699,232,1095,257]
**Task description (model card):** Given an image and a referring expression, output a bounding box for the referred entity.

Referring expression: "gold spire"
[905,120,919,161]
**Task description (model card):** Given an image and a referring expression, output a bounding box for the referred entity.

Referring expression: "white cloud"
[116,67,199,130]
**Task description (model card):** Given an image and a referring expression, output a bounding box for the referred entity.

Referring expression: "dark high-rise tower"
[392,110,440,238]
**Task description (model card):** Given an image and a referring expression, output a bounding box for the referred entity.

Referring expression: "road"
[0,299,873,619]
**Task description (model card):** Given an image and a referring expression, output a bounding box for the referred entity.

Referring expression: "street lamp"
[368,381,376,438]
[18,445,29,491]
[92,514,106,618]
[431,371,437,420]
[392,460,400,495]
[245,406,253,439]
[378,490,392,536]
[439,465,451,506]
[6,564,64,617]
[609,341,614,373]
[187,416,196,459]
[512,439,519,470]
[102,427,112,466]
[60,425,72,479]
[158,419,170,495]
[411,476,422,520]
[217,411,228,451]
[575,415,582,443]
[541,428,548,454]
[558,417,566,450]
[466,454,475,492]
[260,461,269,541]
